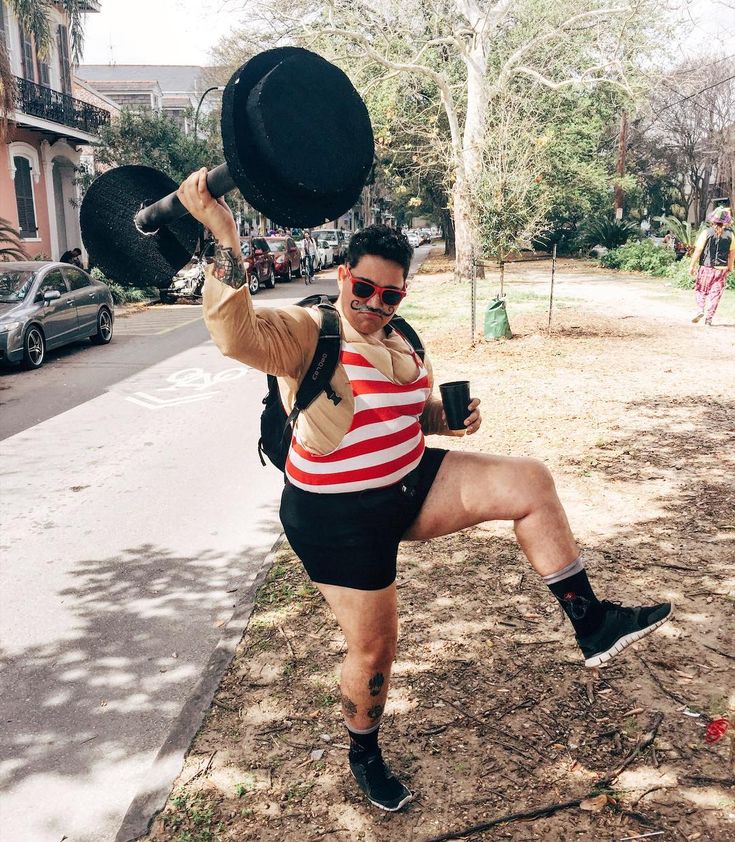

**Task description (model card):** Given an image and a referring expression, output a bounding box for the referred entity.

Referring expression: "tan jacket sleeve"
[202,266,319,378]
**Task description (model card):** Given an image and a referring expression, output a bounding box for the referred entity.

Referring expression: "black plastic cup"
[439,380,471,430]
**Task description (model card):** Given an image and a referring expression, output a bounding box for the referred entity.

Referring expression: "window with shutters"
[13,156,39,240]
[20,26,35,81]
[57,24,71,94]
[37,50,51,86]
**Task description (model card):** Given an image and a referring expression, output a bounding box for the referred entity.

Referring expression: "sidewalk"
[143,254,734,842]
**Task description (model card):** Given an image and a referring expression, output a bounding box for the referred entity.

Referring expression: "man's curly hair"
[345,224,413,279]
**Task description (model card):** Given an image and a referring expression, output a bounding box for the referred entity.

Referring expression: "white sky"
[80,0,735,67]
[81,0,245,65]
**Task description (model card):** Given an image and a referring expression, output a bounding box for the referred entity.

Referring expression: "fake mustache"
[350,301,393,318]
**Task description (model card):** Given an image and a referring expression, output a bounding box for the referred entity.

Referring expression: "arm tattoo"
[368,672,384,697]
[212,244,246,289]
[341,693,358,719]
[367,703,384,721]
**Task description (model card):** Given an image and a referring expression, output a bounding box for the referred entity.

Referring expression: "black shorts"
[279,447,448,591]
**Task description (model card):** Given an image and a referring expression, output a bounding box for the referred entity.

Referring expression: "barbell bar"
[80,48,375,288]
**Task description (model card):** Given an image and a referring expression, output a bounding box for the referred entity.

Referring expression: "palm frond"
[0,216,29,261]
[1,43,16,140]
[583,217,638,249]
[8,0,53,55]
[654,215,703,248]
[60,0,85,65]
[8,1,85,62]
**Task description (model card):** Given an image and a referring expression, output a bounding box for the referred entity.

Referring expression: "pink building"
[1,1,110,260]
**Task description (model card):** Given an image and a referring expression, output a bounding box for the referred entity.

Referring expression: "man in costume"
[178,168,672,812]
[689,206,734,325]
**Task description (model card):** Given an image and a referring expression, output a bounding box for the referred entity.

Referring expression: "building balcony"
[14,75,110,136]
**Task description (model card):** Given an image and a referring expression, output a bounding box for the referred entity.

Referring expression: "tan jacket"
[202,268,448,454]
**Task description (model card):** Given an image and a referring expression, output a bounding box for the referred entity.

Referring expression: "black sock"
[347,724,380,757]
[543,558,604,638]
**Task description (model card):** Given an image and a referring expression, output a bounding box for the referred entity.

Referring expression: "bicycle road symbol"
[126,366,249,410]
[159,367,248,392]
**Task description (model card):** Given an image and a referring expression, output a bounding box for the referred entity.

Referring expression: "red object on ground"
[705,718,730,744]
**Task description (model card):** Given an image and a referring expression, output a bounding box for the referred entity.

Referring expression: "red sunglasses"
[345,268,407,307]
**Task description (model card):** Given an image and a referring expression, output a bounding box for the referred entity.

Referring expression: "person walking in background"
[302,229,317,284]
[689,207,734,325]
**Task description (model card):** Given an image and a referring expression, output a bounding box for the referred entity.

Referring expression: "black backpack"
[257,293,424,471]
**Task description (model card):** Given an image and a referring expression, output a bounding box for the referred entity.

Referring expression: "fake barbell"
[80,48,375,288]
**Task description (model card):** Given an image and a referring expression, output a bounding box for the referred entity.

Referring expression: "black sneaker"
[578,600,673,668]
[349,749,413,811]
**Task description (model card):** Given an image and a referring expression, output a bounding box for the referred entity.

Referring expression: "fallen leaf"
[580,793,610,812]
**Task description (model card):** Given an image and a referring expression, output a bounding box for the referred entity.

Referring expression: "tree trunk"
[452,37,488,279]
[453,176,475,279]
[698,164,713,221]
[441,208,455,256]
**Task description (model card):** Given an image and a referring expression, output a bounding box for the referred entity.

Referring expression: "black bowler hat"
[221,47,375,228]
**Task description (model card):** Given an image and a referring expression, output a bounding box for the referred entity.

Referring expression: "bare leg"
[315,581,397,731]
[404,451,578,577]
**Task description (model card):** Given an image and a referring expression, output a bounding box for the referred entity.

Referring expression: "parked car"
[0,261,114,369]
[160,241,215,303]
[240,236,276,294]
[265,236,302,280]
[312,228,347,264]
[315,237,334,270]
[406,231,421,248]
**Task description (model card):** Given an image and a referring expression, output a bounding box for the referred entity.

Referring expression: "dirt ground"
[145,253,734,842]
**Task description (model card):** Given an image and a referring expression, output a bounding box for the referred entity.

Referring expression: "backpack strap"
[389,315,425,361]
[285,304,342,428]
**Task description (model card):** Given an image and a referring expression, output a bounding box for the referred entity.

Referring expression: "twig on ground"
[438,696,485,728]
[308,829,350,841]
[426,714,665,842]
[681,775,735,787]
[278,625,296,659]
[631,785,668,808]
[597,712,665,786]
[212,698,238,712]
[639,658,688,705]
[422,797,585,841]
[702,642,735,661]
[619,832,664,841]
[418,724,449,736]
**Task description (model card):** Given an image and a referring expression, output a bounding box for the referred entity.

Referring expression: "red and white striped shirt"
[285,340,430,493]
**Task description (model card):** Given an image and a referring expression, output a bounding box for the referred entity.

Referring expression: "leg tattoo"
[367,703,384,721]
[368,672,384,697]
[341,693,358,720]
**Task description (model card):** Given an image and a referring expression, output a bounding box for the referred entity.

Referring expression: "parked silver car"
[0,262,114,369]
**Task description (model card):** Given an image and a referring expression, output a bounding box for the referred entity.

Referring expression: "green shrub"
[600,239,677,275]
[583,217,639,249]
[665,260,735,290]
[90,266,157,304]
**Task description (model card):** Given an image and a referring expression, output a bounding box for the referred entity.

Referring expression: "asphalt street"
[0,269,340,842]
[0,246,430,841]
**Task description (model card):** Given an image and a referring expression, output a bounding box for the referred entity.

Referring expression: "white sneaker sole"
[350,769,414,812]
[584,605,674,668]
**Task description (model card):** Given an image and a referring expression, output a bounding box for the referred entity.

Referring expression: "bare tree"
[230,0,661,277]
[632,56,735,221]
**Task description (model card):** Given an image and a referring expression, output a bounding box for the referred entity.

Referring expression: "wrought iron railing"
[13,75,110,135]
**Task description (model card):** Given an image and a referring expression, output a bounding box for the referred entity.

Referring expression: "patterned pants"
[695,266,728,320]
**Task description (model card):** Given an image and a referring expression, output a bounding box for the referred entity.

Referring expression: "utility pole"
[614,110,628,220]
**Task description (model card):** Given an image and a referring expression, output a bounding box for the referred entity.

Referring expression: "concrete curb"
[114,532,288,842]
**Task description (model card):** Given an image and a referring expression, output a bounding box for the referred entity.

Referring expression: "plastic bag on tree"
[484,296,512,340]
